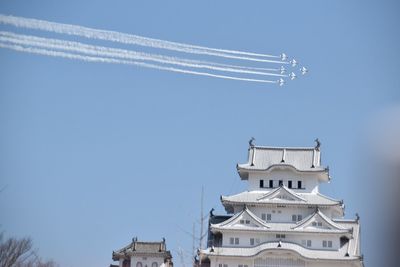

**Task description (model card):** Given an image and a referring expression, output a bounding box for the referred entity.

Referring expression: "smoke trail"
[0,41,279,84]
[0,31,287,78]
[0,30,281,73]
[0,14,287,64]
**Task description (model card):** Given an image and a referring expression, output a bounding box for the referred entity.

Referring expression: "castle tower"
[200,140,363,267]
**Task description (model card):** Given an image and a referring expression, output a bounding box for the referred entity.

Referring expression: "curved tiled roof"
[221,190,342,207]
[112,239,172,261]
[202,240,361,261]
[210,206,270,229]
[237,146,329,180]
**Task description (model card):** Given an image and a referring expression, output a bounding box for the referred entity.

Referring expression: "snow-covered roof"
[237,146,328,180]
[221,188,343,214]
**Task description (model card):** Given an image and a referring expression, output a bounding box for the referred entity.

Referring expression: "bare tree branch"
[0,233,58,267]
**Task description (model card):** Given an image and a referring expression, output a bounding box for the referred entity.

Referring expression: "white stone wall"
[130,256,164,267]
[231,206,337,221]
[248,206,315,223]
[209,255,361,267]
[221,230,340,250]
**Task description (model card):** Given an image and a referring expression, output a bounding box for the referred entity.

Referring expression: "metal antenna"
[198,186,204,266]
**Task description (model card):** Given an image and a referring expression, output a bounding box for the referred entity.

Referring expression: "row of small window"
[135,263,158,267]
[239,219,250,224]
[229,237,240,245]
[230,235,285,245]
[301,240,333,248]
[259,179,303,189]
[312,221,323,227]
[230,237,333,248]
[250,238,260,245]
[260,213,303,222]
[219,265,248,267]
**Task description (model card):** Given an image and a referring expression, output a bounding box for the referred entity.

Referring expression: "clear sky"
[0,1,399,267]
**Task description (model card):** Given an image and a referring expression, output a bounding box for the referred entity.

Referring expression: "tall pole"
[199,186,204,266]
[192,222,196,258]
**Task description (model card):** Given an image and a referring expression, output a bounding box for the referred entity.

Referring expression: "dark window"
[297,181,302,189]
[269,180,273,188]
[259,179,264,188]
[279,180,283,186]
[288,180,292,188]
[340,236,349,247]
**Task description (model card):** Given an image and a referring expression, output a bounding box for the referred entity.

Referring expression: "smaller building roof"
[112,238,172,261]
[237,145,329,180]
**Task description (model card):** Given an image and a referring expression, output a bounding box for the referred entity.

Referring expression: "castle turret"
[200,140,363,267]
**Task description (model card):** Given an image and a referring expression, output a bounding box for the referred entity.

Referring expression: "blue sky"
[0,1,399,266]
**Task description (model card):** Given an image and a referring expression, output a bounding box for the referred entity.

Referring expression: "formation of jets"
[277,53,308,86]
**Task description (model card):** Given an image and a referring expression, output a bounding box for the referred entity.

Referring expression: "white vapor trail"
[0,31,287,78]
[0,14,287,64]
[0,41,278,84]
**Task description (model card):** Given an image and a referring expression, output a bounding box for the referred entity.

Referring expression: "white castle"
[199,140,363,267]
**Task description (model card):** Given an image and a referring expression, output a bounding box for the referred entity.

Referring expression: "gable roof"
[210,206,270,231]
[292,209,348,232]
[221,191,343,214]
[256,185,306,202]
[203,216,362,262]
[237,146,329,180]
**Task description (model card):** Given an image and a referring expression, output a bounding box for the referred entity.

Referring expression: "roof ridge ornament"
[249,137,255,148]
[314,138,321,151]
[209,208,215,217]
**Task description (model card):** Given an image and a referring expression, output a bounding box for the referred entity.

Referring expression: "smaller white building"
[111,238,173,267]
